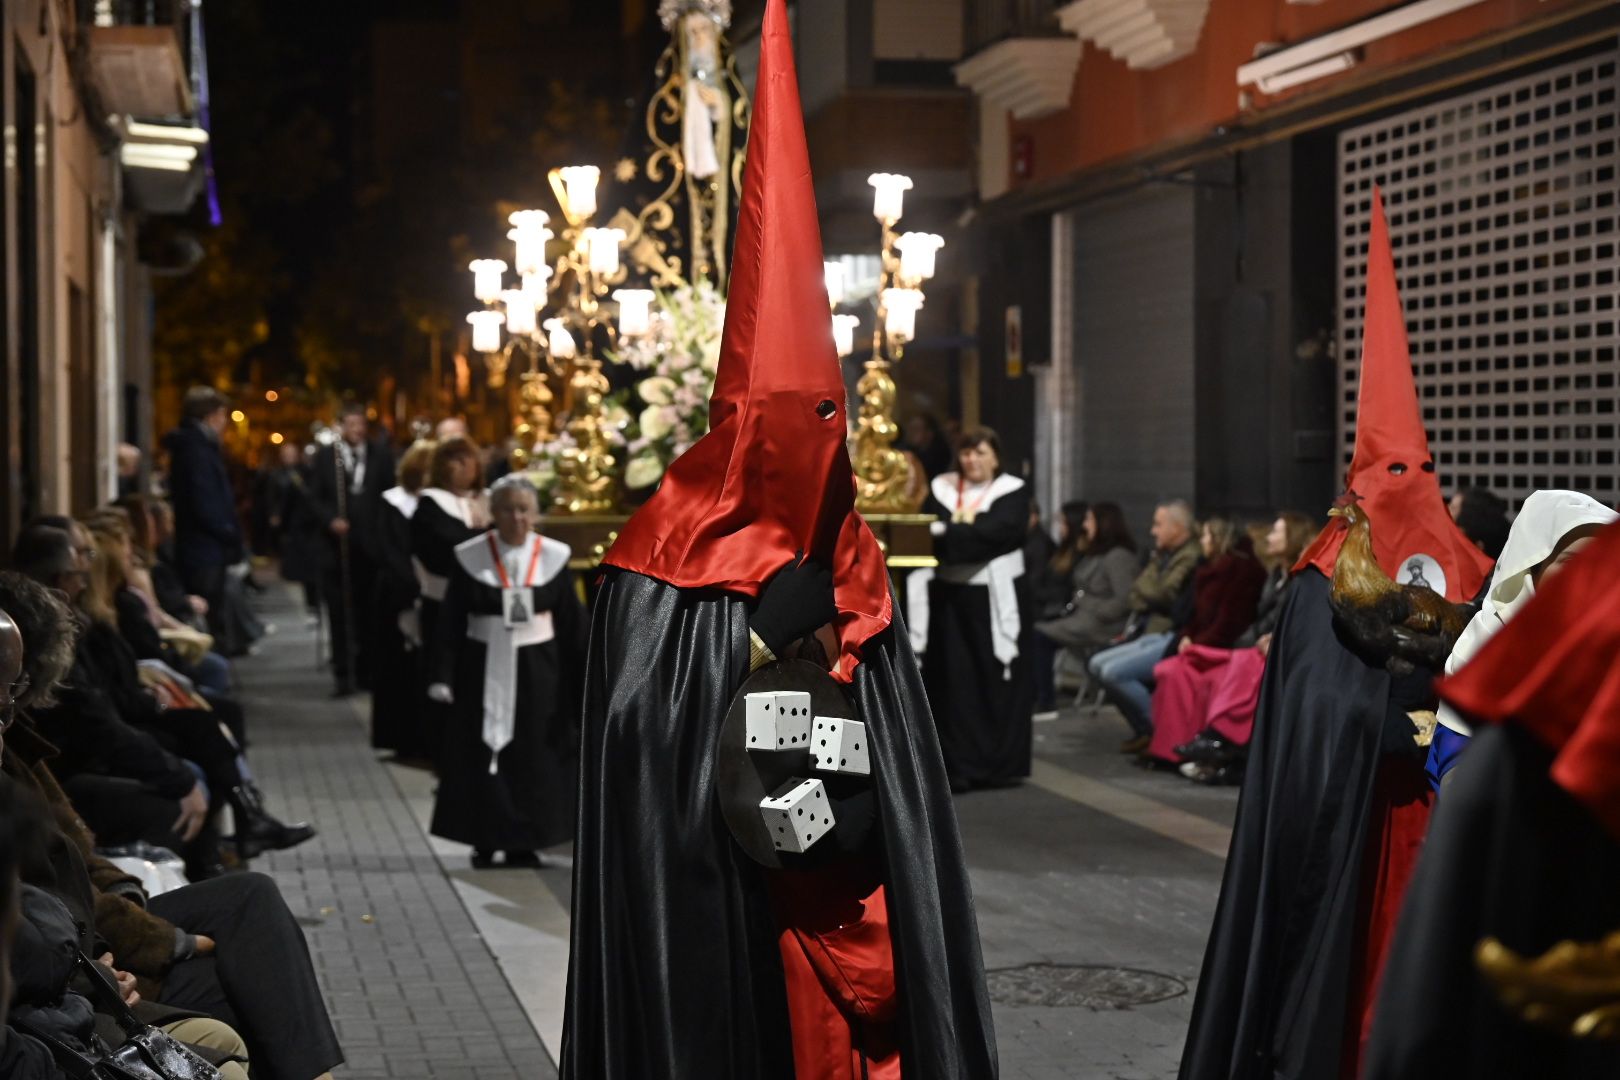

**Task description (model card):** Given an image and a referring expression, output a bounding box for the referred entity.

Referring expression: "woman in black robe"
[370,440,435,759]
[915,426,1033,791]
[409,436,487,765]
[427,477,583,868]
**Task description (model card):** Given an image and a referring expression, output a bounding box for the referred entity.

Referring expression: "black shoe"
[229,784,317,859]
[471,848,496,869]
[1190,761,1246,786]
[503,850,542,869]
[1175,732,1235,764]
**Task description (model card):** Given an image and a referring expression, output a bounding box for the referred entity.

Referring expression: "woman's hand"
[97,954,141,1005]
[195,935,217,956]
[1177,636,1192,655]
[1256,633,1273,659]
[173,783,209,842]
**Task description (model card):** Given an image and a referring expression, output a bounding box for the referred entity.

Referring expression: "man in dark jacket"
[163,388,244,645]
[309,402,395,695]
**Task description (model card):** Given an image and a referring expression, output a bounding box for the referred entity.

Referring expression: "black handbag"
[16,954,223,1080]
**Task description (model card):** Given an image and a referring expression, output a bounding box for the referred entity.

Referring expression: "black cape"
[1363,724,1620,1079]
[1180,568,1416,1080]
[428,552,584,851]
[410,495,482,762]
[370,496,427,755]
[561,570,998,1080]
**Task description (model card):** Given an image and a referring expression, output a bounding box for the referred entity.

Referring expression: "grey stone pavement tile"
[234,591,558,1079]
[236,584,1237,1078]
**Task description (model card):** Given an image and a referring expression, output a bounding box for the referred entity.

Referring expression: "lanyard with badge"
[954,476,992,525]
[488,532,543,628]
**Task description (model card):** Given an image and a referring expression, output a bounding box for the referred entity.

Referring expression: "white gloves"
[427,683,454,704]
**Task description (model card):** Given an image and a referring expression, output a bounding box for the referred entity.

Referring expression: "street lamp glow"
[584,227,625,275]
[614,289,655,337]
[265,390,279,402]
[501,290,539,337]
[868,173,913,225]
[832,313,862,358]
[230,410,246,423]
[270,432,284,445]
[544,318,578,360]
[895,232,944,283]
[507,210,553,278]
[824,260,846,306]
[557,166,601,220]
[882,288,924,343]
[469,259,507,303]
[467,309,506,354]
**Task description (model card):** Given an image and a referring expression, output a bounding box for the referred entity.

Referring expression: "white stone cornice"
[953,37,1083,121]
[1057,0,1212,71]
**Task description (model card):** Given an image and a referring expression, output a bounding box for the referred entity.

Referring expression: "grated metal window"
[1336,48,1620,510]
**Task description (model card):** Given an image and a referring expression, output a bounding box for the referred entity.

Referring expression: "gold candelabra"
[832,174,944,514]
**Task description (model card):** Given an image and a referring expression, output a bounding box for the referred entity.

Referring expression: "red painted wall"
[1011,0,1599,189]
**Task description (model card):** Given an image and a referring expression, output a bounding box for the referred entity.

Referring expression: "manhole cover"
[985,964,1187,1009]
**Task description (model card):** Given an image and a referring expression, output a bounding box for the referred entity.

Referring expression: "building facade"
[0,0,210,536]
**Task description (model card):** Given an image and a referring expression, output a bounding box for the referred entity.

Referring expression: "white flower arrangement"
[611,281,726,490]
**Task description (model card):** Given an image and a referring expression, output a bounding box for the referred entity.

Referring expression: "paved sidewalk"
[236,589,557,1079]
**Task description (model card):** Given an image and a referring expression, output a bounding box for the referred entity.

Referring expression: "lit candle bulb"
[895,232,944,283]
[882,288,924,343]
[501,290,538,337]
[469,259,507,303]
[614,289,655,337]
[521,267,552,303]
[467,309,506,354]
[584,227,625,275]
[507,210,553,278]
[824,261,846,306]
[544,318,578,360]
[868,173,913,225]
[557,166,600,220]
[832,313,862,358]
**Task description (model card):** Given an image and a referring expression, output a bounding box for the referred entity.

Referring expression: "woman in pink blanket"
[1145,512,1316,781]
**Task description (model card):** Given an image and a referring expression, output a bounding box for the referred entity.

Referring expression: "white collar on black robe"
[382,486,418,519]
[452,530,572,773]
[418,487,482,527]
[907,471,1027,674]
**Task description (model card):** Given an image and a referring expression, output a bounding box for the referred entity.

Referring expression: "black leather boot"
[229,784,316,859]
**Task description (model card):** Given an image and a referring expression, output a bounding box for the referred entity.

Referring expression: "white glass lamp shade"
[467,309,506,354]
[558,166,601,219]
[868,173,913,224]
[521,267,552,303]
[585,227,625,275]
[469,259,507,303]
[824,261,846,306]
[882,288,924,343]
[832,313,862,358]
[895,233,944,283]
[544,318,578,360]
[507,211,554,278]
[614,289,655,337]
[501,290,539,337]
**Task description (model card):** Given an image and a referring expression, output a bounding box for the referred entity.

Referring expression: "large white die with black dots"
[744,690,814,751]
[759,778,836,854]
[811,717,870,776]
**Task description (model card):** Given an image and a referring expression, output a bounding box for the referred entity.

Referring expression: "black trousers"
[322,549,377,688]
[59,773,220,871]
[153,873,343,1080]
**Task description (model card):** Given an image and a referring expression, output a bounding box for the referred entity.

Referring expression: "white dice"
[744,690,813,751]
[759,778,836,854]
[811,717,870,776]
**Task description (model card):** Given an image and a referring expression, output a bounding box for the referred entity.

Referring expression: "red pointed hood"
[1437,521,1620,840]
[602,0,890,681]
[1295,187,1492,602]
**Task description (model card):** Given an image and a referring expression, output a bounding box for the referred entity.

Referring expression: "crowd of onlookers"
[0,385,342,1077]
[1022,485,1521,788]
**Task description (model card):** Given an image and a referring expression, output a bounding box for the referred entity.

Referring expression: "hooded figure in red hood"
[561,2,997,1077]
[1181,187,1491,1080]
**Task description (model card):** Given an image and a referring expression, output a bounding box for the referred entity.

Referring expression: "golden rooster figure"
[1326,500,1475,675]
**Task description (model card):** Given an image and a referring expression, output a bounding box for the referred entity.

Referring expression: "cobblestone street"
[239,584,1237,1078]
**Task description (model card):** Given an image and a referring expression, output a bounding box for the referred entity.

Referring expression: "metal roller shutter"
[1337,48,1620,510]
